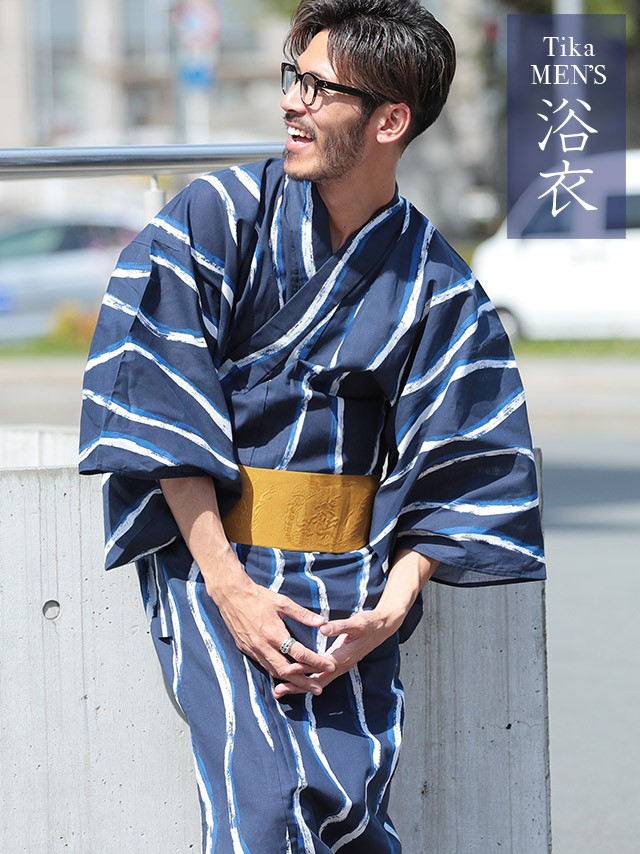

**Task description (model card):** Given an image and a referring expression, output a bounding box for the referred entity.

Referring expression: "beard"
[283,109,370,183]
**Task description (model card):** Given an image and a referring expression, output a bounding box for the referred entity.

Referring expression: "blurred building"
[0,0,285,148]
[0,0,501,237]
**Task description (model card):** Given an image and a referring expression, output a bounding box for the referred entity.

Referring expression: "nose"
[280,78,305,113]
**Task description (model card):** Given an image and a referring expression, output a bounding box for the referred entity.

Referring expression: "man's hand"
[207,551,336,695]
[272,548,439,698]
[160,475,335,696]
[272,610,394,699]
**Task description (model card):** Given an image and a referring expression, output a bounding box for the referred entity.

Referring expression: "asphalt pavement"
[1,353,639,853]
[514,357,640,853]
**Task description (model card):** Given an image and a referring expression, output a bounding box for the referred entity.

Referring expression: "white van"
[472,149,640,339]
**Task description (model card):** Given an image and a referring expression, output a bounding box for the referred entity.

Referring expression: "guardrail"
[0,143,283,180]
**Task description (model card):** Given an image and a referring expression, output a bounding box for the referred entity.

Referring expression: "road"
[523,359,640,854]
[1,353,639,853]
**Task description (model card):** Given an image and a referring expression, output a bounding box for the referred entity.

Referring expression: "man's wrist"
[371,601,411,637]
[200,545,249,597]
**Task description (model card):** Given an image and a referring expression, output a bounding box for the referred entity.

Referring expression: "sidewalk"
[0,355,85,426]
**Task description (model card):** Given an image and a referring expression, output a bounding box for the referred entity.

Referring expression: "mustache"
[283,112,315,137]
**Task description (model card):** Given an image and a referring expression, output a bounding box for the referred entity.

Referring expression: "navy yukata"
[79,158,545,853]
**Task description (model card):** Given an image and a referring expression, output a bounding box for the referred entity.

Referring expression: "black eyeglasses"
[281,62,382,107]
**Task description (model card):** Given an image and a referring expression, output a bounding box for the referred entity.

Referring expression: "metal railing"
[0,143,283,180]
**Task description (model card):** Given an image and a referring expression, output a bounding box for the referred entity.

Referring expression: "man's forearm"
[159,475,337,690]
[159,476,245,593]
[373,548,439,634]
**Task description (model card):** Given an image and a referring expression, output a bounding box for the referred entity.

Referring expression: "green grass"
[0,337,91,358]
[513,338,640,357]
[1,338,638,362]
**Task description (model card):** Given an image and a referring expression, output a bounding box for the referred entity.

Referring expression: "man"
[80,1,545,851]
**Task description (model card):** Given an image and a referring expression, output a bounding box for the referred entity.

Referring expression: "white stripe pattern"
[385,390,526,488]
[272,689,315,854]
[104,486,162,560]
[104,289,215,346]
[268,549,286,594]
[153,554,170,639]
[332,666,383,850]
[151,216,190,245]
[399,496,540,517]
[242,657,275,751]
[301,182,316,281]
[187,563,246,854]
[82,389,237,473]
[219,199,403,377]
[415,446,535,483]
[302,553,330,654]
[198,175,239,245]
[191,247,224,278]
[366,223,433,372]
[278,368,319,469]
[402,300,494,398]
[374,677,404,815]
[143,559,158,625]
[328,295,366,377]
[270,192,286,308]
[193,756,216,854]
[103,293,137,316]
[306,693,354,835]
[397,360,519,459]
[231,166,261,201]
[398,529,546,563]
[85,341,232,439]
[354,551,372,613]
[164,580,185,712]
[429,275,476,309]
[334,396,345,474]
[80,435,176,469]
[151,250,198,292]
[110,267,151,279]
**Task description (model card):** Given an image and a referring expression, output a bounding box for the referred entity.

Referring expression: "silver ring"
[279,637,296,656]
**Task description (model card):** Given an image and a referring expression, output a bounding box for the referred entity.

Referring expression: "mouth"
[285,123,315,151]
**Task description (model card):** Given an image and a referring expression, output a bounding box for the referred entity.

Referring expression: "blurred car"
[472,150,640,340]
[0,214,138,343]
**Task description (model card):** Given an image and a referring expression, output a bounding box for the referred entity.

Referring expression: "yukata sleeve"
[79,179,244,569]
[370,233,545,588]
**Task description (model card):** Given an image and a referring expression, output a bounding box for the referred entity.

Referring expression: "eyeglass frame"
[281,62,384,107]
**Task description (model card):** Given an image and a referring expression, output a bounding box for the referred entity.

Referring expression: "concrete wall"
[0,426,79,469]
[0,456,550,852]
[395,582,551,851]
[0,467,201,852]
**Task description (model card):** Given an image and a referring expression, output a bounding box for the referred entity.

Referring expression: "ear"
[375,103,412,146]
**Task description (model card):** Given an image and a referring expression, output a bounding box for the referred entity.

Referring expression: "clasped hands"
[208,568,399,700]
[159,478,434,698]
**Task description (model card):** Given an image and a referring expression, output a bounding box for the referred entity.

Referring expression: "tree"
[260,0,298,18]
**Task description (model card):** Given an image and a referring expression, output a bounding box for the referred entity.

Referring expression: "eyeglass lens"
[282,65,316,105]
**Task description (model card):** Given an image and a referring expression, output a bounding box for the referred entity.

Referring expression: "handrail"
[0,143,284,180]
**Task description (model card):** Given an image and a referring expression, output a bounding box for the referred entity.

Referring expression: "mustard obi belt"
[222,465,378,554]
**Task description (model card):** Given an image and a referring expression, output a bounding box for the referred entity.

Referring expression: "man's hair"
[284,0,456,146]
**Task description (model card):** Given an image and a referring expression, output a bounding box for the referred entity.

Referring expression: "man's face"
[281,30,374,184]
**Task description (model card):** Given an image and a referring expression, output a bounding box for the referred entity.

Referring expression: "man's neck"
[317,172,398,253]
